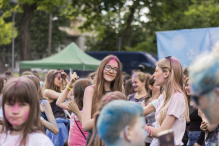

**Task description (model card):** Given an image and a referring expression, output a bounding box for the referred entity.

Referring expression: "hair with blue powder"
[189,42,219,96]
[97,100,143,145]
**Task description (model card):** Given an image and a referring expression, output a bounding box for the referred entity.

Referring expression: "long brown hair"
[22,75,43,100]
[1,77,43,146]
[157,57,189,125]
[42,70,61,93]
[73,78,92,110]
[91,55,122,116]
[88,91,127,146]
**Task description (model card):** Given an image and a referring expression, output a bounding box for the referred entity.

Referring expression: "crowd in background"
[0,44,219,146]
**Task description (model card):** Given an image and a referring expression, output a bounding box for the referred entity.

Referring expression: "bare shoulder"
[85,85,95,93]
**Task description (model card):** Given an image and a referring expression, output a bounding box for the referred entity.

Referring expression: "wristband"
[66,84,72,90]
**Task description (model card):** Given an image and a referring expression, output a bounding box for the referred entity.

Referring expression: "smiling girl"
[146,56,189,146]
[128,72,151,104]
[0,77,53,146]
[82,55,123,145]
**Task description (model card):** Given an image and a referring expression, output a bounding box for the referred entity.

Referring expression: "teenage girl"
[145,56,189,146]
[128,72,151,104]
[56,71,92,146]
[82,55,123,145]
[0,77,53,146]
[42,70,70,146]
[22,75,59,135]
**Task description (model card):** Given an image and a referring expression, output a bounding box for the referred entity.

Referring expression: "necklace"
[12,128,23,132]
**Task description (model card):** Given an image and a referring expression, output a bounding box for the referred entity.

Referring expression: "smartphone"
[157,129,175,146]
[69,68,73,74]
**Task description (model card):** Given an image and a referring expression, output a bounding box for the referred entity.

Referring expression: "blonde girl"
[146,56,189,146]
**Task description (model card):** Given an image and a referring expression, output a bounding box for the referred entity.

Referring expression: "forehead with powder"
[97,100,143,145]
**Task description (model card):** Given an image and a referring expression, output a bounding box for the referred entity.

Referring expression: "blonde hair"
[157,57,189,125]
[132,71,151,92]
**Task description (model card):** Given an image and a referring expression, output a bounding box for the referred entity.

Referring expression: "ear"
[148,85,153,90]
[163,71,170,79]
[124,125,132,142]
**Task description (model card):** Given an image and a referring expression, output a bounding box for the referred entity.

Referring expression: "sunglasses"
[165,56,172,69]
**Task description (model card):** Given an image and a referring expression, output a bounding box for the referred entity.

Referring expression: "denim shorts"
[187,131,205,146]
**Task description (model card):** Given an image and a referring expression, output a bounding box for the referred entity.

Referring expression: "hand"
[68,71,79,88]
[194,143,201,146]
[200,121,208,132]
[68,101,80,115]
[145,124,153,138]
[60,69,67,80]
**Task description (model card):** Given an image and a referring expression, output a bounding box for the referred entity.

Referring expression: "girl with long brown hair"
[128,72,151,104]
[145,56,189,146]
[22,75,59,135]
[82,55,123,145]
[42,69,70,146]
[0,77,53,146]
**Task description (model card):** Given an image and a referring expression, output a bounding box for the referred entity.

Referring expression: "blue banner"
[156,27,219,67]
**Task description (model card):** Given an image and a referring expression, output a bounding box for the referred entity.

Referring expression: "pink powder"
[24,110,29,121]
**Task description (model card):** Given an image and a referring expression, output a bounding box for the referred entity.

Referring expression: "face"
[153,66,166,86]
[195,91,219,124]
[185,80,191,96]
[54,73,62,87]
[132,77,145,92]
[152,83,160,95]
[129,117,147,146]
[103,59,118,82]
[4,101,30,129]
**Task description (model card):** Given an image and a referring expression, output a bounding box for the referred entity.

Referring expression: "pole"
[12,12,15,75]
[48,13,52,56]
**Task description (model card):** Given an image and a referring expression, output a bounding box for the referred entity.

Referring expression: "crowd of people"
[0,44,218,146]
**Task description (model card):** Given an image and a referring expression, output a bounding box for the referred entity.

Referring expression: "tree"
[2,0,67,61]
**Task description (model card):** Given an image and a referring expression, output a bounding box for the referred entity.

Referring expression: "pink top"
[68,110,88,146]
[151,92,186,146]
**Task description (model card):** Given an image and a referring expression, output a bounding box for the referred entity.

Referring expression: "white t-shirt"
[0,132,54,146]
[0,107,3,119]
[150,92,186,146]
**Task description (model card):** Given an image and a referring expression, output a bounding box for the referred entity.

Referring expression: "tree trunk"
[124,5,136,47]
[20,3,37,61]
[0,54,6,74]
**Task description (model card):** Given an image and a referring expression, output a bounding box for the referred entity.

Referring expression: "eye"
[19,103,27,106]
[6,102,13,106]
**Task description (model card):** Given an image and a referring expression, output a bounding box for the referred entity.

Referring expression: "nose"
[12,105,19,114]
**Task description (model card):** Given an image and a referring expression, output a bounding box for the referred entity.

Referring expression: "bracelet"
[66,84,72,90]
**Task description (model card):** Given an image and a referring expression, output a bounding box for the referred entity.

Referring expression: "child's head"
[43,70,62,92]
[2,77,42,144]
[97,100,146,146]
[132,71,151,93]
[73,78,92,110]
[22,75,43,100]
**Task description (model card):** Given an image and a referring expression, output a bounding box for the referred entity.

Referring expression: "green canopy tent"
[19,43,101,70]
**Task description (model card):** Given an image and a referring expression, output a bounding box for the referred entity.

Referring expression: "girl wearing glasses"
[128,72,151,105]
[43,70,70,146]
[145,56,189,146]
[82,55,123,146]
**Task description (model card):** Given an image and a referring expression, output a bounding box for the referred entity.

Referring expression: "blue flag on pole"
[156,27,219,67]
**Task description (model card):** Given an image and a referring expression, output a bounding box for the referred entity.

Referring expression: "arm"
[196,131,205,146]
[82,86,95,132]
[44,89,61,100]
[56,87,71,111]
[40,100,59,135]
[146,115,175,138]
[143,103,156,116]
